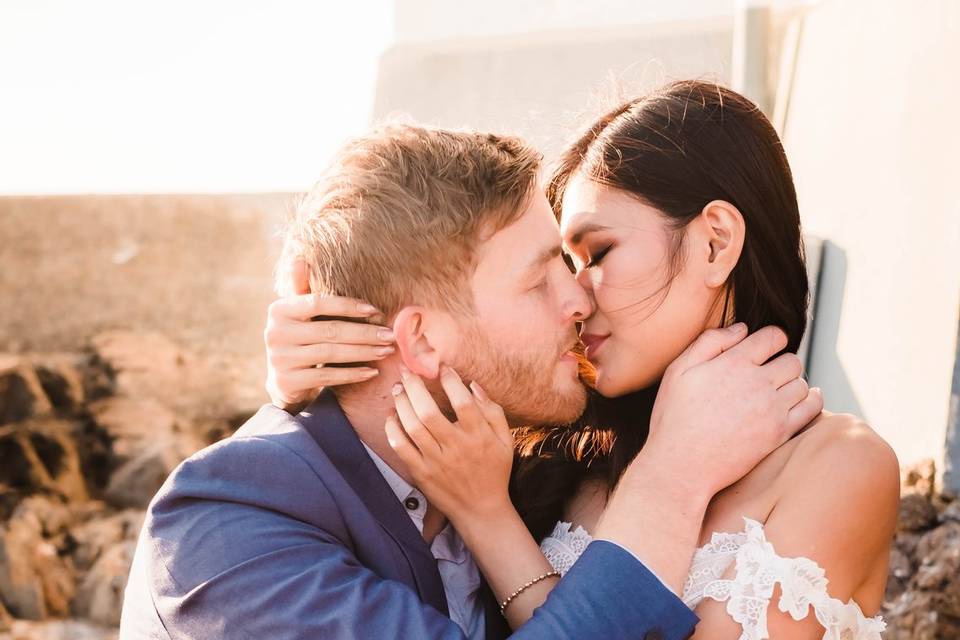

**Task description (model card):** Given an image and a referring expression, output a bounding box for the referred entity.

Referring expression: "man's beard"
[452,320,587,427]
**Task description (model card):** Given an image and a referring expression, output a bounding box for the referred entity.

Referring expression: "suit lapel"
[299,391,449,616]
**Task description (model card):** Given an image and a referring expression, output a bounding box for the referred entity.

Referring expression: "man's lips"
[580,333,610,358]
[559,339,582,363]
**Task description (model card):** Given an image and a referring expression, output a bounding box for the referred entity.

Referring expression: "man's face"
[449,191,592,426]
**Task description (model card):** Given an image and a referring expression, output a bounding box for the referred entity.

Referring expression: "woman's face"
[559,173,727,397]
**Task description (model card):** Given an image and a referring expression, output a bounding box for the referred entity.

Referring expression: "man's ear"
[697,200,745,288]
[287,258,312,295]
[392,306,443,379]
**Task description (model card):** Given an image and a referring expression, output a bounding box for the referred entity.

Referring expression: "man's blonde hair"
[277,123,542,316]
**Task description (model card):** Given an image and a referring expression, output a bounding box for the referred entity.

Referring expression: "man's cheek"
[478,315,520,344]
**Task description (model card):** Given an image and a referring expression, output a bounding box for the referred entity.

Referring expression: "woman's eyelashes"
[585,245,613,269]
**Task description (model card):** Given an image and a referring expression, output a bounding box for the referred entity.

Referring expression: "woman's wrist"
[625,441,715,509]
[596,448,712,592]
[453,501,557,629]
[451,496,522,547]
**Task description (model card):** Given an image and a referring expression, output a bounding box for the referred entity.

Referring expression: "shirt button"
[404,497,420,511]
[644,631,664,640]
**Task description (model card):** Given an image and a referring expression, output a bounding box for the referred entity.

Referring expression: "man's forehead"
[477,194,561,263]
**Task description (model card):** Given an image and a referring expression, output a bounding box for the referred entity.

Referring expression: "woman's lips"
[580,333,609,359]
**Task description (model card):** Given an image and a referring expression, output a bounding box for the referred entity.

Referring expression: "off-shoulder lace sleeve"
[689,517,886,640]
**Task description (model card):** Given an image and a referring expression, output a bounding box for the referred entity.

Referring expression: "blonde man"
[120,124,817,640]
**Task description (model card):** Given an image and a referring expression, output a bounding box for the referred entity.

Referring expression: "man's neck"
[337,386,449,543]
[336,385,416,485]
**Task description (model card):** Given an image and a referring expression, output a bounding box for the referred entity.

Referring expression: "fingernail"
[359,303,379,314]
[399,365,410,379]
[363,368,380,377]
[378,330,395,341]
[391,383,404,396]
[730,322,747,333]
[469,380,488,401]
[376,346,395,356]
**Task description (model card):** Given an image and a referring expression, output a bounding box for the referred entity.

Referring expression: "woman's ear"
[392,306,442,379]
[698,200,745,288]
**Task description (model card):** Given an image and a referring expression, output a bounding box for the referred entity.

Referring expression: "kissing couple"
[120,80,899,640]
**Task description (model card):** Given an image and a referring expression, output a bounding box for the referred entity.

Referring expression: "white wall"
[392,0,742,43]
[375,13,738,160]
[381,0,960,471]
[784,0,960,468]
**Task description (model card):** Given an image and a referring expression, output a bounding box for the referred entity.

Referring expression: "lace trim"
[539,521,593,576]
[539,517,886,640]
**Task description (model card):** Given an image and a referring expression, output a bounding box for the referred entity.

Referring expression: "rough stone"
[0,503,76,620]
[0,599,11,632]
[914,522,960,616]
[0,420,89,505]
[72,541,136,627]
[14,498,71,540]
[0,357,52,425]
[103,441,189,509]
[0,431,35,496]
[2,618,118,640]
[32,355,86,413]
[87,396,177,460]
[901,458,938,499]
[885,546,913,603]
[0,334,262,633]
[897,493,939,532]
[895,530,923,560]
[883,590,960,640]
[69,510,143,573]
[90,331,184,386]
[89,330,262,422]
[939,499,960,524]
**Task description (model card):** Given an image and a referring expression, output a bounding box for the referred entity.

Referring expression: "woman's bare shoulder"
[782,411,900,507]
[794,411,897,464]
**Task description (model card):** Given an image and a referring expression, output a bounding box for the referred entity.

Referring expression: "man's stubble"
[452,318,587,428]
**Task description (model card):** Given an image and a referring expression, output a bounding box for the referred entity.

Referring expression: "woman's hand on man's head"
[263,293,396,413]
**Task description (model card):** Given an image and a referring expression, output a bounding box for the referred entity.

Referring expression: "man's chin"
[520,382,587,427]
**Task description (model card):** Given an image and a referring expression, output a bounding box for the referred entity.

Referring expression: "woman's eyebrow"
[567,222,611,246]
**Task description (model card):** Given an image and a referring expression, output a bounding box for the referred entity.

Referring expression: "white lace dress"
[540,517,885,640]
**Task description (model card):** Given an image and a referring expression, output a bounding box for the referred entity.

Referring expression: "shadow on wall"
[944,308,960,495]
[806,240,865,419]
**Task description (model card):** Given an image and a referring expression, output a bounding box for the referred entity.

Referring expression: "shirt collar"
[360,443,469,564]
[361,442,420,506]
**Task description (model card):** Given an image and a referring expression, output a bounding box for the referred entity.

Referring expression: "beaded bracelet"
[498,570,561,616]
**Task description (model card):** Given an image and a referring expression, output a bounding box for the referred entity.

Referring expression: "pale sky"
[0,0,394,194]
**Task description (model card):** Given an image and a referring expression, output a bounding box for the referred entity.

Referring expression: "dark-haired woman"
[263,81,898,639]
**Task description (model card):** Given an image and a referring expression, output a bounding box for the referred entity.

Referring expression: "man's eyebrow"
[523,244,563,274]
[567,222,611,246]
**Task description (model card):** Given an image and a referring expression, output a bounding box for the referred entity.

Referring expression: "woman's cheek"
[594,257,648,317]
[590,270,619,314]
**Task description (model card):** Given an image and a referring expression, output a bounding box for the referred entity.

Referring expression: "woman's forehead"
[560,180,654,241]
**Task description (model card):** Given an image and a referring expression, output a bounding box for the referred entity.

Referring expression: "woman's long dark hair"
[510,80,810,542]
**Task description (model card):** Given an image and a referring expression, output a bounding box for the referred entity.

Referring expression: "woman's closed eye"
[585,245,612,268]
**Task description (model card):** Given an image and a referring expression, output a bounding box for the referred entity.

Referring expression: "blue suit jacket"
[120,390,698,639]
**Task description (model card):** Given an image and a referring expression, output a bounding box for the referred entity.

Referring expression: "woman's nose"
[567,275,595,322]
[575,267,593,292]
